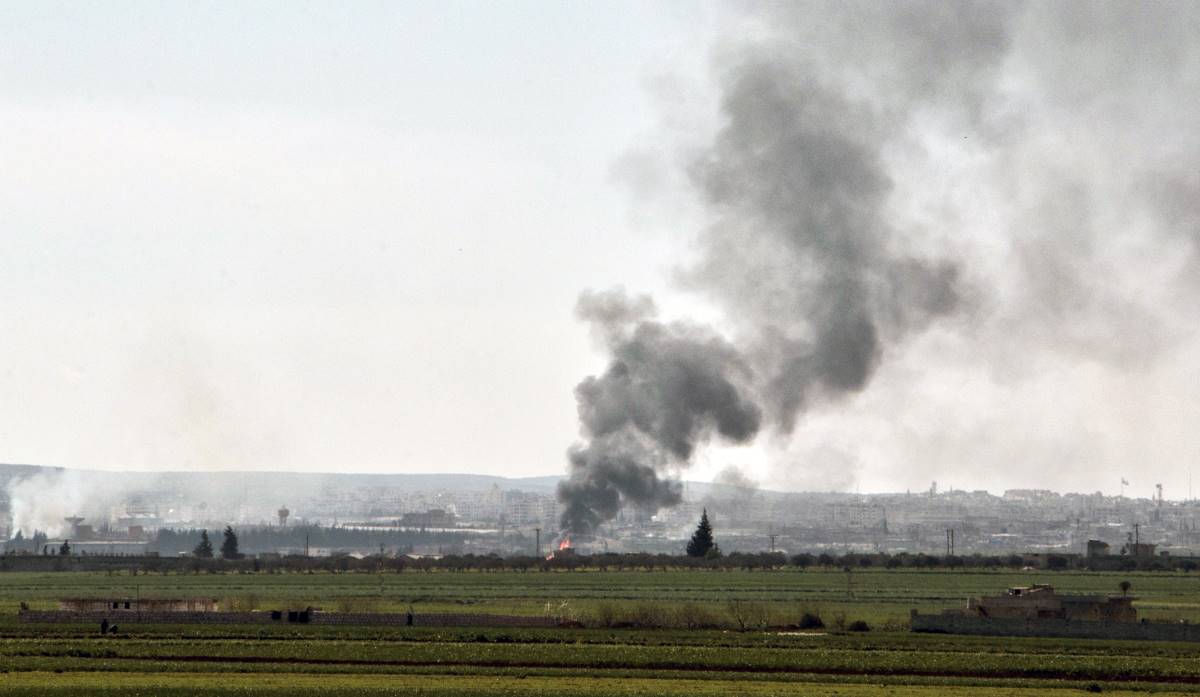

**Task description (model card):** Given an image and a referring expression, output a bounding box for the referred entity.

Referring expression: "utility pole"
[534,528,541,558]
[304,532,310,558]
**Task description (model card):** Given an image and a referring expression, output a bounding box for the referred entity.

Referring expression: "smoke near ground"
[5,468,225,538]
[6,470,125,539]
[559,2,1200,532]
[560,290,761,533]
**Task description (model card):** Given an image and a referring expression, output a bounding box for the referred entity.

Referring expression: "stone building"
[962,584,1136,622]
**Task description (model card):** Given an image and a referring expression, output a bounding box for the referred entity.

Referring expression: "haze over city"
[4,1,1200,508]
[10,7,1200,696]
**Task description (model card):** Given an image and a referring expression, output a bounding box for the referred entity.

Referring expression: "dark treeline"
[154,526,471,556]
[5,545,1198,575]
[2,530,48,554]
[6,523,1196,573]
[788,552,1197,573]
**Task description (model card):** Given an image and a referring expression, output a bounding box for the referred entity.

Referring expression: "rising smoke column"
[558,290,761,534]
[692,59,963,430]
[557,2,1017,534]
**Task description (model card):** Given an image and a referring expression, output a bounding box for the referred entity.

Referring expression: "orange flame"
[547,537,572,560]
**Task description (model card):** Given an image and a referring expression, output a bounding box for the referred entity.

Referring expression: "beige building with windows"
[961,584,1136,622]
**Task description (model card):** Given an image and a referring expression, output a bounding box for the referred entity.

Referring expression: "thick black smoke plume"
[693,60,965,430]
[559,290,760,534]
[560,1,1200,532]
[558,6,973,534]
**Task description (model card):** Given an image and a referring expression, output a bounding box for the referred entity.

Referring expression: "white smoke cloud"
[5,469,156,538]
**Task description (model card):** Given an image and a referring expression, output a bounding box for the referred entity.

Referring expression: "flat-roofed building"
[964,585,1135,622]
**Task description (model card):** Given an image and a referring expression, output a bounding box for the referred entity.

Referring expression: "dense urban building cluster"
[2,465,1198,559]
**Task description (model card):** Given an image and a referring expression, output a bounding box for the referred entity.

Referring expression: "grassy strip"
[4,568,1200,626]
[2,672,1199,697]
[5,657,1200,692]
[4,637,1200,682]
[6,625,1200,660]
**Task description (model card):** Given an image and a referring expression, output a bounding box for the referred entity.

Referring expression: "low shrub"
[627,601,667,628]
[591,601,620,628]
[798,612,824,629]
[726,600,772,631]
[673,601,722,630]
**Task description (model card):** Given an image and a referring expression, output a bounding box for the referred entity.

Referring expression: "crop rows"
[5,568,1200,694]
[8,672,1200,697]
[5,635,1200,683]
[4,567,1198,625]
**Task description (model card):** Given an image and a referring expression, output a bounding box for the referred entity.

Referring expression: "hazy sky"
[0,2,709,476]
[4,2,1200,499]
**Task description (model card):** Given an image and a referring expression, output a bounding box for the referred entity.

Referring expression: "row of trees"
[5,512,1191,573]
[192,526,240,560]
[4,534,1193,576]
[154,524,468,557]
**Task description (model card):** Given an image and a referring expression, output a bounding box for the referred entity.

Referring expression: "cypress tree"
[193,530,214,558]
[221,526,240,560]
[686,508,716,558]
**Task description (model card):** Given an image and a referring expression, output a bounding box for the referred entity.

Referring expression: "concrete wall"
[61,598,218,612]
[19,609,559,628]
[911,613,1200,642]
[318,612,558,627]
[20,610,267,625]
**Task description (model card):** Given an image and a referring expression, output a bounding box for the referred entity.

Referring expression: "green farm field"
[4,567,1199,625]
[3,568,1200,695]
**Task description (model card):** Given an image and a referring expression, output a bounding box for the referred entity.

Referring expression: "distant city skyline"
[3,462,1194,559]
